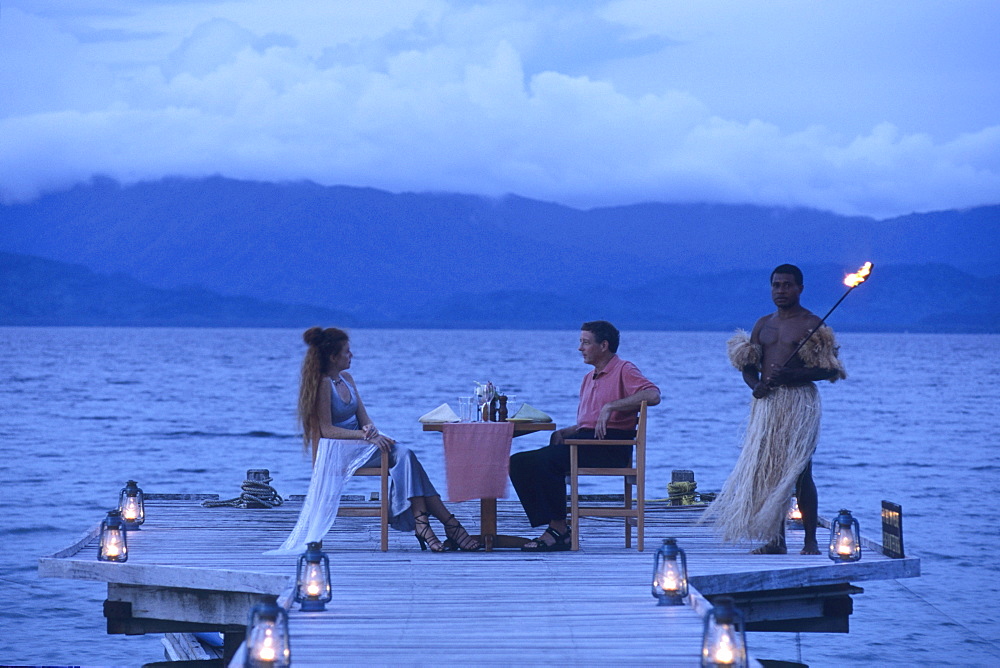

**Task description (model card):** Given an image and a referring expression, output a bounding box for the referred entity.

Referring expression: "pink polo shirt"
[577,355,659,431]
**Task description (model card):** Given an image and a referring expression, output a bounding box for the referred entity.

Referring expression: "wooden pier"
[39,495,919,666]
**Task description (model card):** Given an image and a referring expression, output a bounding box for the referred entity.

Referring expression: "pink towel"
[441,422,515,503]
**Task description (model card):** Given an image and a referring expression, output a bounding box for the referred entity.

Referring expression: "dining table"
[422,420,555,550]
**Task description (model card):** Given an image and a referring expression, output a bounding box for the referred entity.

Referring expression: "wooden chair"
[566,401,647,551]
[337,450,390,551]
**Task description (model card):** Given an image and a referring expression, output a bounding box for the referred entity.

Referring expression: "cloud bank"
[1,1,998,218]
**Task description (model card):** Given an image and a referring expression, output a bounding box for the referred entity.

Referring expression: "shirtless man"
[705,264,846,554]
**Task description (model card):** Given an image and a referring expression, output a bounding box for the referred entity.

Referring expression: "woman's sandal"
[414,511,445,552]
[520,526,571,552]
[443,514,482,551]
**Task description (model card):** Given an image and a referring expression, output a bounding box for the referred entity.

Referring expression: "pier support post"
[247,469,270,483]
[223,629,246,665]
[669,469,696,505]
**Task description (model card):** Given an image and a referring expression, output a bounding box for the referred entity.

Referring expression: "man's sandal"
[521,526,571,551]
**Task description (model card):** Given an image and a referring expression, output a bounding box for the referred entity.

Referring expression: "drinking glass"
[505,394,520,419]
[458,396,473,422]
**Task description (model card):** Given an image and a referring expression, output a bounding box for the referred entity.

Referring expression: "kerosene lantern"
[786,496,803,528]
[246,596,292,667]
[295,541,332,611]
[828,508,862,562]
[97,510,128,562]
[651,537,688,605]
[701,596,748,667]
[118,480,145,530]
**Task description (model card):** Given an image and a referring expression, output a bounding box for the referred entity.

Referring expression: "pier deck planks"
[39,497,919,666]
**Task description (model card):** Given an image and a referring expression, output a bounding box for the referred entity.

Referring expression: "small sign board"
[881,500,905,558]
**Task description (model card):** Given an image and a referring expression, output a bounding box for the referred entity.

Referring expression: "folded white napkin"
[510,403,553,422]
[418,403,461,423]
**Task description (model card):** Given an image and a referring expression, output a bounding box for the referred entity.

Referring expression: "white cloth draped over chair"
[264,438,378,555]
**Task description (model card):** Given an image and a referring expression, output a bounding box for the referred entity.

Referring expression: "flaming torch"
[779,262,873,369]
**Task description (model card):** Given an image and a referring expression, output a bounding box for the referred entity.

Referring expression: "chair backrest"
[634,400,647,477]
[636,401,647,452]
[573,401,646,476]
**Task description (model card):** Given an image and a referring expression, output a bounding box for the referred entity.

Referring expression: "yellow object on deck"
[668,480,698,505]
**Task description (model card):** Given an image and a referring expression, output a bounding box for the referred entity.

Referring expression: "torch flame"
[843,261,873,288]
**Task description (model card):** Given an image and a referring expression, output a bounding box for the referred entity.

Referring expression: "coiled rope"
[667,480,699,505]
[202,474,284,509]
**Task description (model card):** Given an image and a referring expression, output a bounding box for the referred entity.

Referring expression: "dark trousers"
[509,428,634,527]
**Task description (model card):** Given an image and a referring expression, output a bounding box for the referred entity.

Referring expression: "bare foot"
[800,540,820,555]
[751,541,787,555]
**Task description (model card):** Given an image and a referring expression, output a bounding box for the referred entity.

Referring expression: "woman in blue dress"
[297,326,479,552]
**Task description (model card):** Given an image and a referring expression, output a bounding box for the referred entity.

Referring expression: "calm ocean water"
[1,327,998,666]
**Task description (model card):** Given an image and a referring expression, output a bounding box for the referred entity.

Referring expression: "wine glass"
[474,384,487,422]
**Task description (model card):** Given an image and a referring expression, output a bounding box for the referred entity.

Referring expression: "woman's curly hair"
[298,326,349,451]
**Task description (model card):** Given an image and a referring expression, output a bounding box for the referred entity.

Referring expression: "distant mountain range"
[0,252,354,327]
[1,176,998,331]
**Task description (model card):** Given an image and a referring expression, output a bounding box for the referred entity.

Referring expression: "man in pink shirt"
[510,320,660,551]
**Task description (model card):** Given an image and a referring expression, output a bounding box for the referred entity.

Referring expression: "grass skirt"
[702,384,821,544]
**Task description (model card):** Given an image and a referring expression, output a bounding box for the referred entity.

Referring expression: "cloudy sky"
[1,0,998,218]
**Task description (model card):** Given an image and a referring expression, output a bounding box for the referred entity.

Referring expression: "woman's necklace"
[331,375,350,403]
